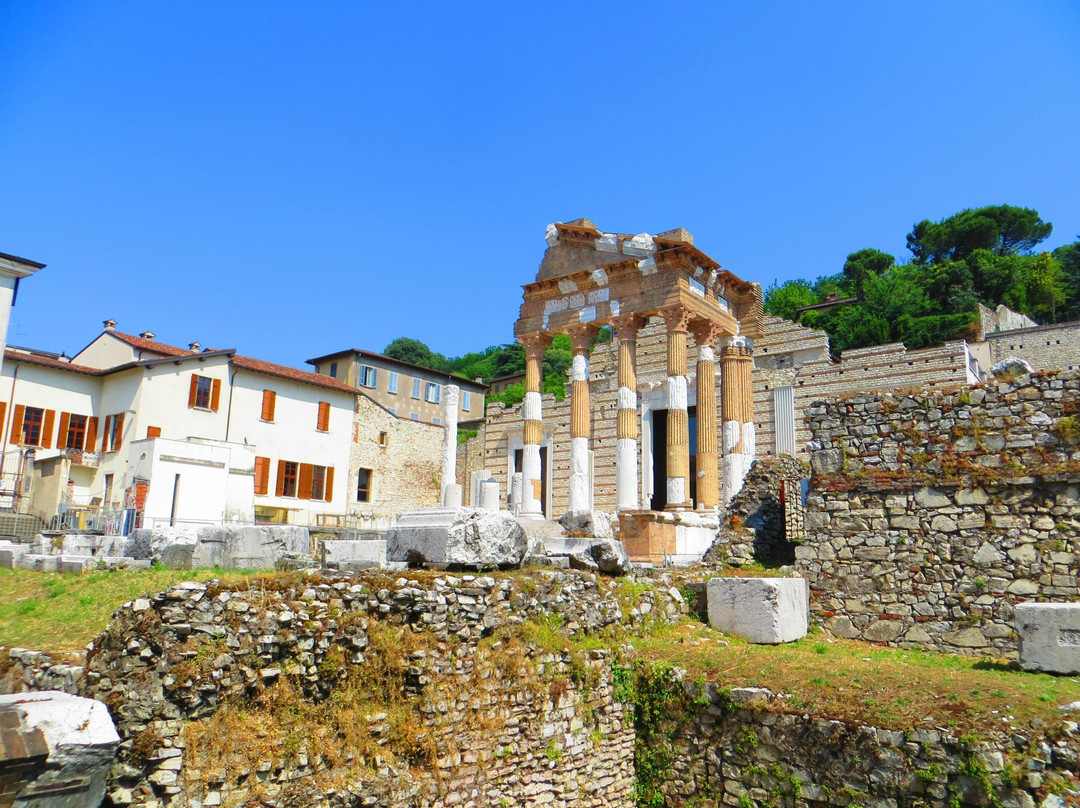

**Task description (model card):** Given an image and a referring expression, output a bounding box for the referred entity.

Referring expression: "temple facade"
[508,219,763,520]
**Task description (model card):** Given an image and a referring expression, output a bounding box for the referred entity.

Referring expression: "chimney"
[188,341,201,353]
[140,331,155,340]
[103,319,117,331]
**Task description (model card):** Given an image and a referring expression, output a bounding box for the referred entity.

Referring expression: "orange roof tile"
[109,331,193,357]
[230,355,357,395]
[4,350,105,376]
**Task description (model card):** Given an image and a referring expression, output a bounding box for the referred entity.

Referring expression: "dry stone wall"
[798,369,1080,654]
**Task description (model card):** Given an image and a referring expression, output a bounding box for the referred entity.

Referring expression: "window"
[462,391,472,412]
[359,365,378,388]
[425,382,440,403]
[103,413,125,452]
[378,431,389,447]
[388,372,398,394]
[328,361,338,378]
[388,407,396,415]
[277,460,299,497]
[433,417,441,426]
[411,378,421,399]
[261,390,276,421]
[188,375,221,411]
[310,465,327,501]
[103,473,114,506]
[20,407,44,446]
[254,456,270,495]
[357,468,372,502]
[316,401,330,431]
[63,414,89,449]
[410,412,420,421]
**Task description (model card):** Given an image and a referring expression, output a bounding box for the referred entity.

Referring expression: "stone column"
[721,337,755,505]
[691,321,720,510]
[440,384,461,506]
[611,315,644,512]
[661,306,692,510]
[566,325,598,514]
[518,333,550,518]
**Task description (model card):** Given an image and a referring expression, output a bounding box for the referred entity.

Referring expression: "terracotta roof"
[109,331,193,357]
[231,355,358,395]
[4,350,105,376]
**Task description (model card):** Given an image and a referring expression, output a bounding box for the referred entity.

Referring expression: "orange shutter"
[325,467,334,503]
[188,375,199,407]
[254,457,269,495]
[317,401,330,431]
[261,390,276,421]
[0,402,6,443]
[85,417,98,452]
[146,426,161,439]
[114,413,125,450]
[41,409,56,448]
[275,460,286,496]
[11,405,25,445]
[210,379,221,412]
[102,416,111,451]
[298,463,313,500]
[57,413,71,449]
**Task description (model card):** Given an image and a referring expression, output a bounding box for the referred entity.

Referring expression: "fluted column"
[566,324,598,513]
[519,332,551,518]
[691,322,720,510]
[611,315,644,511]
[721,336,755,505]
[662,306,692,510]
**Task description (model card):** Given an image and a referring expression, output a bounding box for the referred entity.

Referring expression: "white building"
[0,251,45,386]
[2,323,356,529]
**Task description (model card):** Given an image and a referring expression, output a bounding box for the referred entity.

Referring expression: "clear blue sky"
[2,2,1078,368]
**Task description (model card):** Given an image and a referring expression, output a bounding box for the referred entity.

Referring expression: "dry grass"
[630,620,1080,738]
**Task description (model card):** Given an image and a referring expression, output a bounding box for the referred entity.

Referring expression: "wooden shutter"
[188,375,199,407]
[298,463,313,500]
[146,426,161,439]
[102,416,111,451]
[317,401,330,431]
[254,457,269,495]
[114,413,125,450]
[0,402,6,443]
[11,405,25,445]
[85,417,98,452]
[325,467,334,503]
[57,412,71,449]
[41,409,56,448]
[210,379,221,412]
[275,460,286,496]
[261,390,276,421]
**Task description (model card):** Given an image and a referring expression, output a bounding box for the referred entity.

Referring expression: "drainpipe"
[224,366,238,442]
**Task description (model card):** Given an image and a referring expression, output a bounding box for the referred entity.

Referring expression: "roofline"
[230,357,358,396]
[0,251,46,271]
[305,348,488,391]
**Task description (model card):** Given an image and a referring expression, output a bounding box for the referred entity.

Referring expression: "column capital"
[518,332,552,360]
[564,323,600,354]
[660,305,693,334]
[720,335,751,356]
[689,319,724,347]
[609,314,645,341]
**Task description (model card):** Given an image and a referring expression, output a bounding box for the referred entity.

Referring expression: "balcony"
[62,449,101,468]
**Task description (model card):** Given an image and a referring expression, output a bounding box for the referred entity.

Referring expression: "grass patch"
[0,567,258,653]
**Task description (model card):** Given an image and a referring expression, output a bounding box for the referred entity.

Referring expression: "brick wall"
[983,319,1080,372]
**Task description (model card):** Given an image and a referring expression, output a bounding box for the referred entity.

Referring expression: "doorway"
[513,446,548,517]
[648,406,697,510]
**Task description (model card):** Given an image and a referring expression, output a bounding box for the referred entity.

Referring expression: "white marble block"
[707,577,809,644]
[1015,602,1080,674]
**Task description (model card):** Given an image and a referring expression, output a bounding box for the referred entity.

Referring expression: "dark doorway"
[649,407,697,511]
[513,446,548,517]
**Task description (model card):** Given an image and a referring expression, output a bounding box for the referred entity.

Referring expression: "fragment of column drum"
[386,507,528,567]
[706,577,809,644]
[1015,602,1080,674]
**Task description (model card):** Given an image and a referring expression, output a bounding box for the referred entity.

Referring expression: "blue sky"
[2,2,1077,368]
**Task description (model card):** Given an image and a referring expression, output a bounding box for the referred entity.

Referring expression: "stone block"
[558,510,614,539]
[126,525,310,570]
[57,555,95,574]
[0,690,120,808]
[385,507,528,568]
[706,577,809,644]
[16,553,58,572]
[1016,602,1080,674]
[324,540,387,570]
[0,543,29,568]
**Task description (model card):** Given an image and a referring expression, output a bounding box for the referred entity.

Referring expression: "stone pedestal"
[1016,602,1080,674]
[618,510,719,566]
[706,577,808,644]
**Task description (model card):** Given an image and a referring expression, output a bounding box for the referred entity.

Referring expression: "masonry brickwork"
[796,369,1080,655]
[350,395,442,526]
[982,319,1080,373]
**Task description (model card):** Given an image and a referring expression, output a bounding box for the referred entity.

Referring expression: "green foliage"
[764,279,818,320]
[843,248,895,299]
[1025,251,1067,322]
[456,428,477,445]
[383,337,451,372]
[907,205,1052,264]
[1053,238,1080,320]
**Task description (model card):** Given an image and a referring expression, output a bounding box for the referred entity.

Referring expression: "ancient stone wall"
[983,319,1080,372]
[797,369,1080,654]
[350,395,442,526]
[0,647,83,695]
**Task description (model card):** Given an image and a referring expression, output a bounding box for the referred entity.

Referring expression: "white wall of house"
[134,356,231,442]
[71,332,145,369]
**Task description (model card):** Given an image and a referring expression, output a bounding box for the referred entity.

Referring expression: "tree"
[383,337,449,371]
[1025,252,1066,322]
[843,249,894,299]
[907,205,1052,264]
[1052,238,1080,321]
[764,279,818,321]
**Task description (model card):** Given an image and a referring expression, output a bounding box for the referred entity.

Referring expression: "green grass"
[0,567,257,654]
